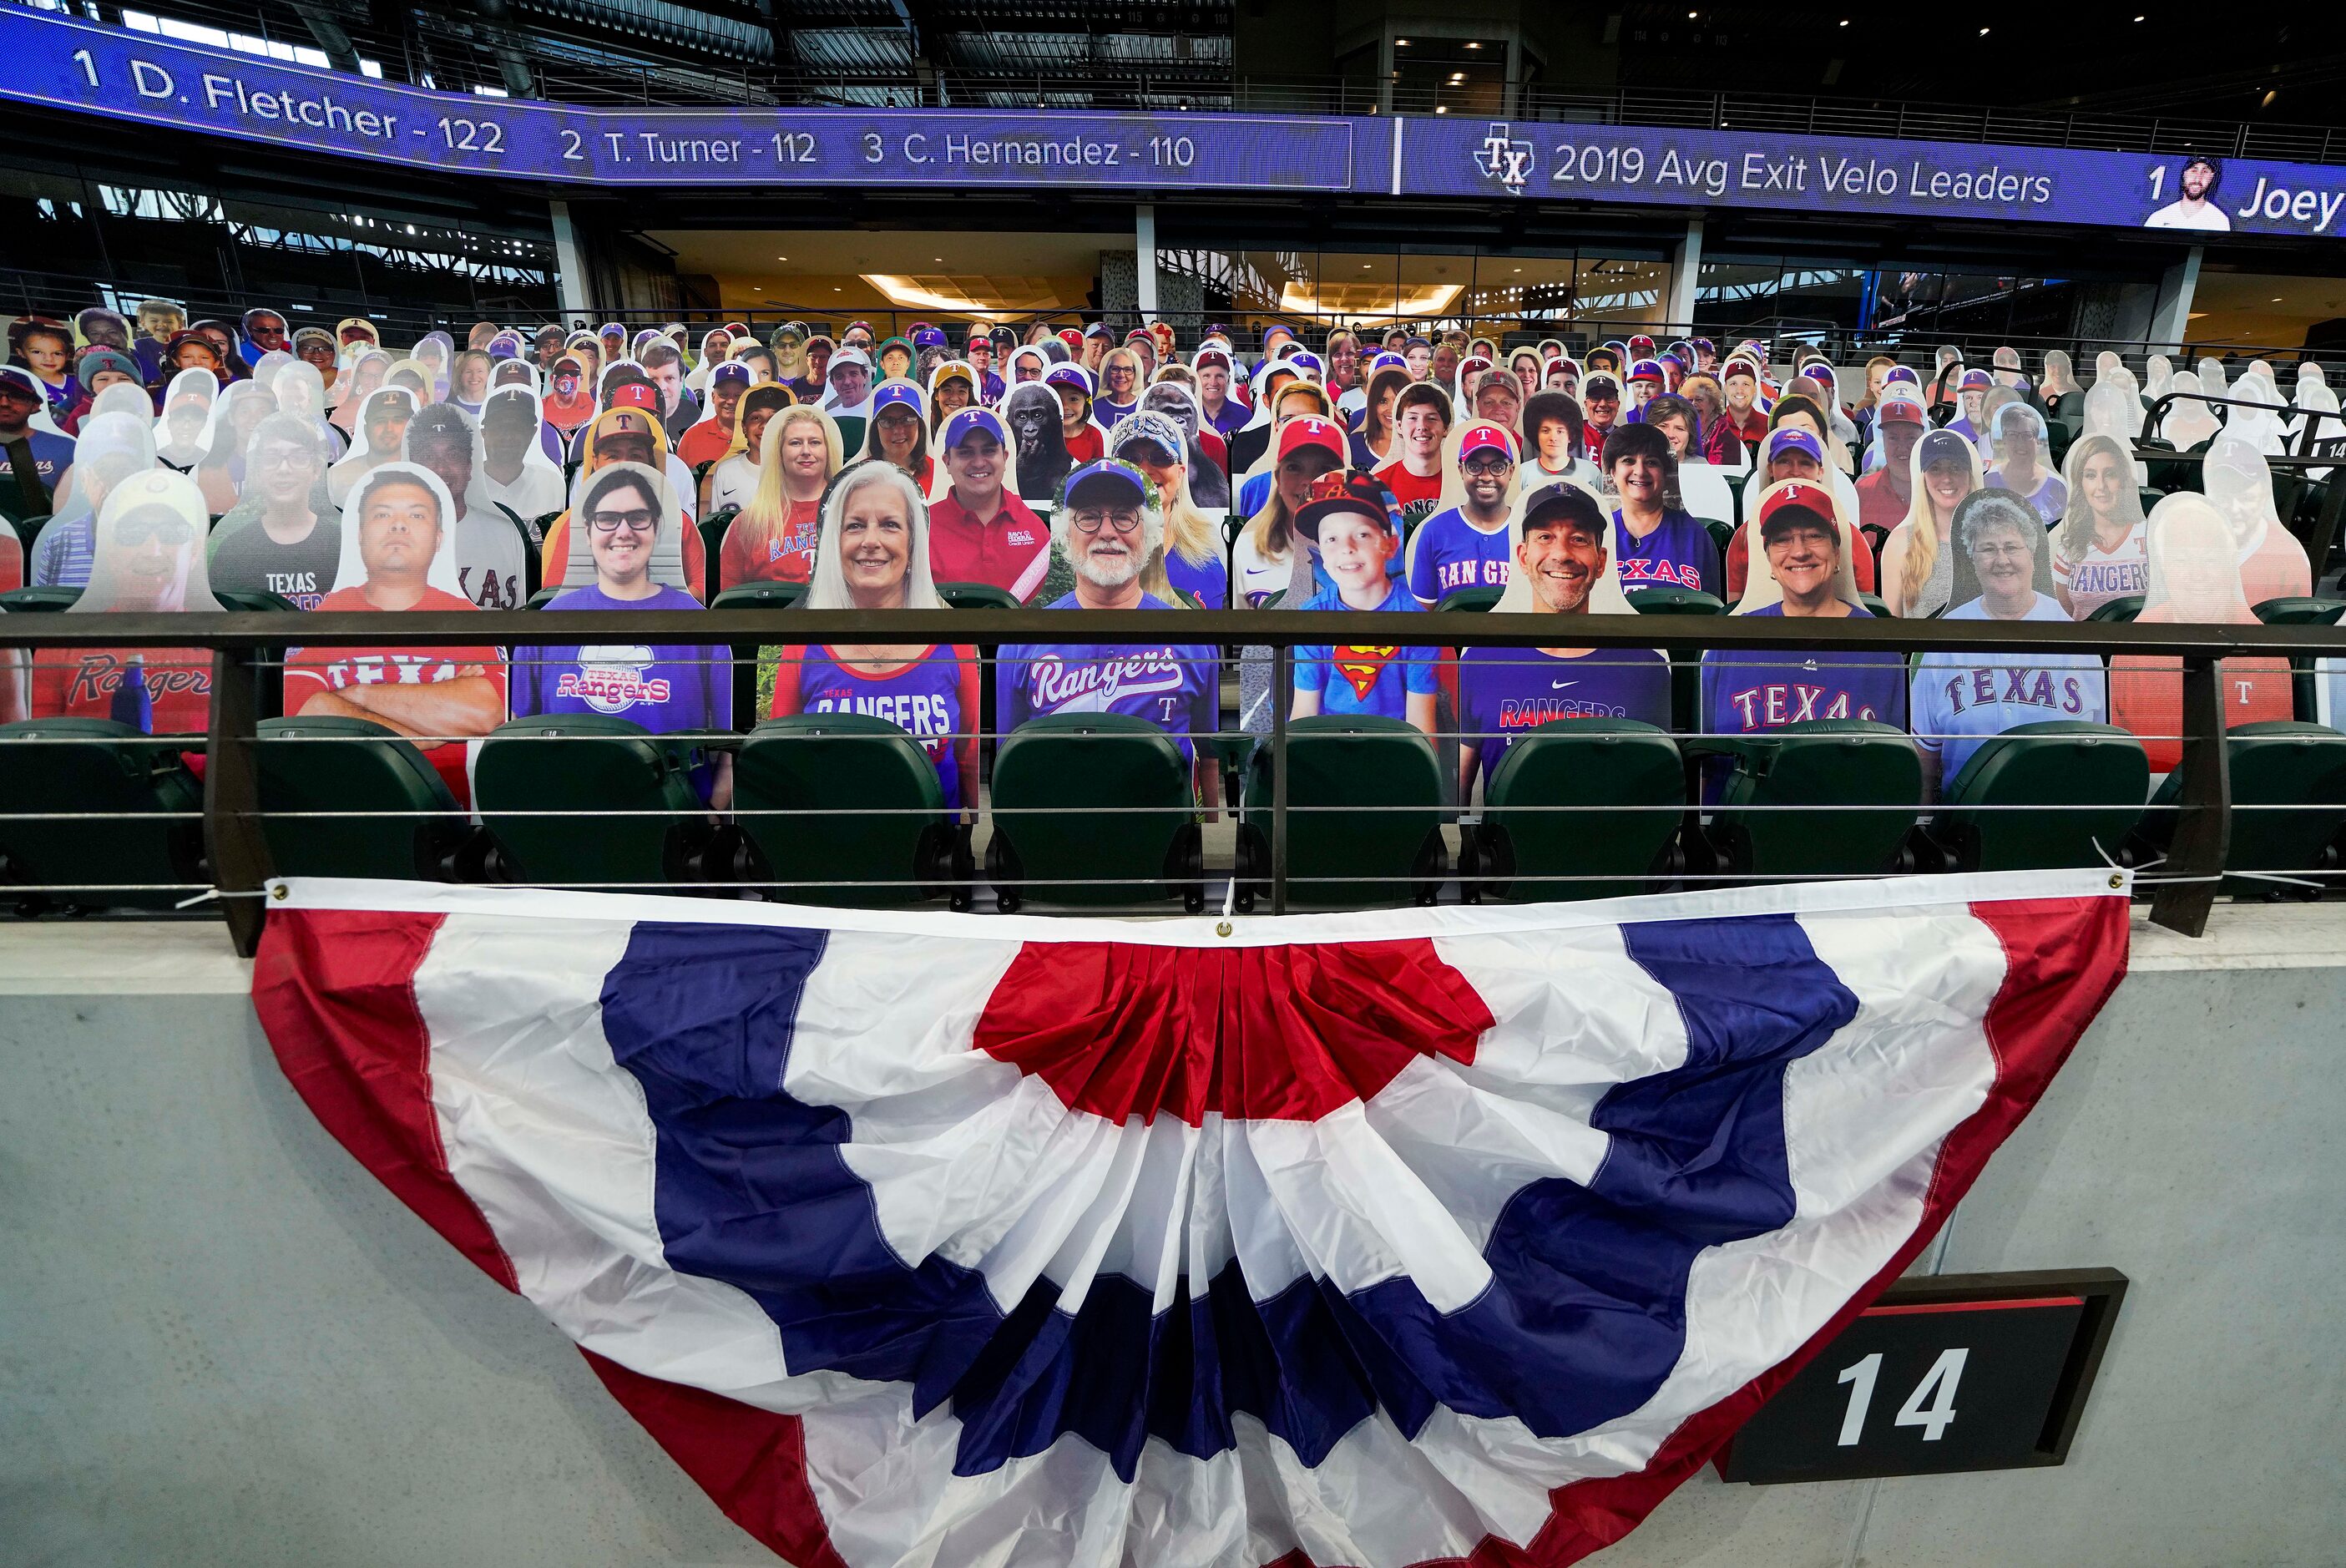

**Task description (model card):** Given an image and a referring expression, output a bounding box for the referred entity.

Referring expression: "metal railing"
[8,603,2346,953]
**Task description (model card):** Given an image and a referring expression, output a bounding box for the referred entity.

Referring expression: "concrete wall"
[3,909,2343,1568]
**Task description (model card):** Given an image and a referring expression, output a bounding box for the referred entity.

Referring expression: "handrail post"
[205,646,275,958]
[2149,655,2230,938]
[2303,413,2346,571]
[1271,643,1290,916]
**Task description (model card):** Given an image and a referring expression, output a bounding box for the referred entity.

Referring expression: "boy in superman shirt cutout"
[1291,472,1438,736]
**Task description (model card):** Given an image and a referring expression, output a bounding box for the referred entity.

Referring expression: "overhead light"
[1279,281,1464,324]
[1839,17,1849,23]
[1434,104,1449,114]
[1395,37,1409,45]
[1449,72,1465,82]
[1687,8,1696,16]
[776,255,787,260]
[2273,296,2285,302]
[1514,267,1523,273]
[2134,13,2144,18]
[1464,40,1479,48]
[751,286,762,291]
[1979,26,1990,33]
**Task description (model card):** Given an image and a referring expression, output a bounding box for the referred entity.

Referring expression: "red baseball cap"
[609,382,657,412]
[1459,424,1519,463]
[1757,479,1838,536]
[1278,416,1347,463]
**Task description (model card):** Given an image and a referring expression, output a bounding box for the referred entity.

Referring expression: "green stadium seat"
[256,716,478,881]
[2251,598,2346,625]
[0,585,79,612]
[1464,718,1683,901]
[734,713,971,908]
[1693,719,1924,880]
[697,503,739,600]
[0,717,205,913]
[1240,715,1447,908]
[710,582,806,612]
[2141,721,2346,896]
[2251,598,2346,717]
[988,713,1202,913]
[1434,585,1504,613]
[2086,594,2146,625]
[210,589,301,614]
[938,581,1022,611]
[1929,722,2149,873]
[493,504,543,596]
[1627,586,1725,730]
[476,714,734,889]
[1,587,296,614]
[5,513,48,551]
[524,586,564,609]
[1627,585,1727,615]
[1858,592,1893,620]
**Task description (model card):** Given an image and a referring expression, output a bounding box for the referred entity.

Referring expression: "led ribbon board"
[1403,114,2346,240]
[2,11,1359,190]
[13,9,2345,239]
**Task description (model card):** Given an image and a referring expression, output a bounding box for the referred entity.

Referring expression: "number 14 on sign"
[1835,1348,1969,1444]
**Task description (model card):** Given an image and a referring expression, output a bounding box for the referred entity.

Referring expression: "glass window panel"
[1396,251,1474,332]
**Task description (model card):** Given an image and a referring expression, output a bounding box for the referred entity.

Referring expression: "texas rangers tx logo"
[1476,122,1534,194]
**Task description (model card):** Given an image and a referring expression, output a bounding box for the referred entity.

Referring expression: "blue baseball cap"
[1285,350,1324,378]
[1769,428,1825,463]
[1062,458,1148,509]
[871,382,924,417]
[911,326,948,351]
[1044,363,1094,395]
[1883,366,1922,387]
[942,407,1007,449]
[710,362,751,387]
[1958,367,1995,391]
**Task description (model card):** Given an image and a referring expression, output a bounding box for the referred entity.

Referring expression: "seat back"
[697,504,739,600]
[710,582,806,612]
[937,581,1022,611]
[2086,594,2146,625]
[1627,587,1725,730]
[2247,598,2346,717]
[1711,719,1923,878]
[988,713,1198,908]
[476,714,712,888]
[1626,585,1727,615]
[2225,721,2346,885]
[1433,584,1504,614]
[0,585,80,613]
[1677,463,1738,529]
[210,589,301,614]
[1938,721,2149,873]
[2252,597,2346,626]
[1479,719,1683,900]
[0,717,205,911]
[736,713,958,906]
[1245,715,1446,906]
[257,716,470,881]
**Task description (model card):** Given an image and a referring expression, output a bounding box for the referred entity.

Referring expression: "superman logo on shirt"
[1335,645,1398,699]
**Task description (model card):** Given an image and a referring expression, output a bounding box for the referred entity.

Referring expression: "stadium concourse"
[3,307,2343,911]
